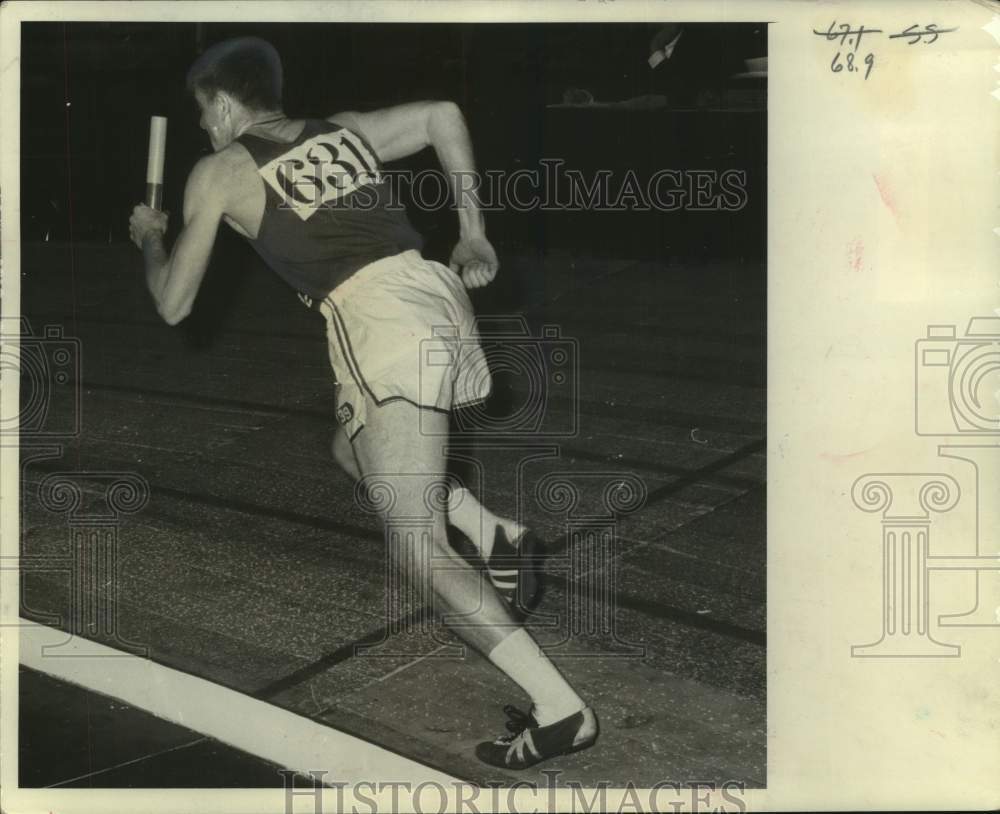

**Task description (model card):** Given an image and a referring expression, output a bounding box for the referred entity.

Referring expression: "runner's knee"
[383,517,449,576]
[330,429,353,472]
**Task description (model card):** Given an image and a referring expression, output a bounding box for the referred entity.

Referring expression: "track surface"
[18,241,766,787]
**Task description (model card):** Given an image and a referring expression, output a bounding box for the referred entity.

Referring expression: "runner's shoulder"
[186,148,251,203]
[214,142,258,175]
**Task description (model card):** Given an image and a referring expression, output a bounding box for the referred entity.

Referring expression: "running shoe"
[475,704,599,769]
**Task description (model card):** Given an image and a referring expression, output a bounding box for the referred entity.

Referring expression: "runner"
[128,36,597,769]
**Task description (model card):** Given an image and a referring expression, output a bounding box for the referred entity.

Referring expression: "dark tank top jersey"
[236,119,423,301]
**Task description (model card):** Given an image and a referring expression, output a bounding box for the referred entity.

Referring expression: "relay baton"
[145,115,168,210]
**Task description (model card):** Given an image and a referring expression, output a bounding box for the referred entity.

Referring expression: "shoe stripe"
[489,569,519,577]
[523,728,541,761]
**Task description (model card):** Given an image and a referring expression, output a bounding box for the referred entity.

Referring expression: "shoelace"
[497,704,537,743]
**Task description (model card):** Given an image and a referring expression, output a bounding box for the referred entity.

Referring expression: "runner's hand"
[449,235,499,289]
[129,204,169,250]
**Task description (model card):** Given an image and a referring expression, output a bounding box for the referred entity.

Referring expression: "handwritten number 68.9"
[831,50,875,79]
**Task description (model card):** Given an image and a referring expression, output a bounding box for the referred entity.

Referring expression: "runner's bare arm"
[329,102,498,288]
[129,156,225,325]
[328,102,452,163]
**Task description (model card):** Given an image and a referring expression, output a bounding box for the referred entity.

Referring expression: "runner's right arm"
[329,102,498,288]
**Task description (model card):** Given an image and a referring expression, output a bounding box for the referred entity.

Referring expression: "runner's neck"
[240,114,306,144]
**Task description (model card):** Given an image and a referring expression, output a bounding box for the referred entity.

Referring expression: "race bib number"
[258,128,382,221]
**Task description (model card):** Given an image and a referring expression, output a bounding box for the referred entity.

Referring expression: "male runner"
[128,37,597,769]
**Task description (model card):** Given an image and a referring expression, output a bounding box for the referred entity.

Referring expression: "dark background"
[21,22,766,270]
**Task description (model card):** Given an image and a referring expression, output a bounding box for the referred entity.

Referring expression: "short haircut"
[186,37,283,112]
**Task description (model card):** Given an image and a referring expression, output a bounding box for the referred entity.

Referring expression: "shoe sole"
[475,737,597,770]
[477,710,598,769]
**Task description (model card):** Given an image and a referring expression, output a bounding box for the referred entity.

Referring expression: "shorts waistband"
[299,250,423,313]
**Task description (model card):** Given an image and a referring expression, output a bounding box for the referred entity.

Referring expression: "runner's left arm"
[330,102,498,289]
[129,156,224,324]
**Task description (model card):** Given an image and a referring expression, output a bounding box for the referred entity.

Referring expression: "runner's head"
[186,37,283,151]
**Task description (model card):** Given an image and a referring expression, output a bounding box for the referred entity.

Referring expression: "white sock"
[447,486,524,560]
[487,628,585,726]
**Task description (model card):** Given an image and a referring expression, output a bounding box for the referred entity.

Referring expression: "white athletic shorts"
[317,250,492,440]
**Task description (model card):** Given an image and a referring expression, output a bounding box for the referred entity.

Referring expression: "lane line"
[371,645,452,685]
[25,308,766,346]
[641,439,766,509]
[70,377,764,443]
[578,360,764,389]
[559,446,761,491]
[251,609,428,701]
[22,459,382,542]
[20,423,766,719]
[538,571,765,646]
[46,738,208,789]
[21,448,766,653]
[18,618,463,785]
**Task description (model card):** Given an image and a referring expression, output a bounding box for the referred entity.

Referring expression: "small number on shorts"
[336,402,355,425]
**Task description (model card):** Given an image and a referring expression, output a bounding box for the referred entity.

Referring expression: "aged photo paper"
[1,1,997,812]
